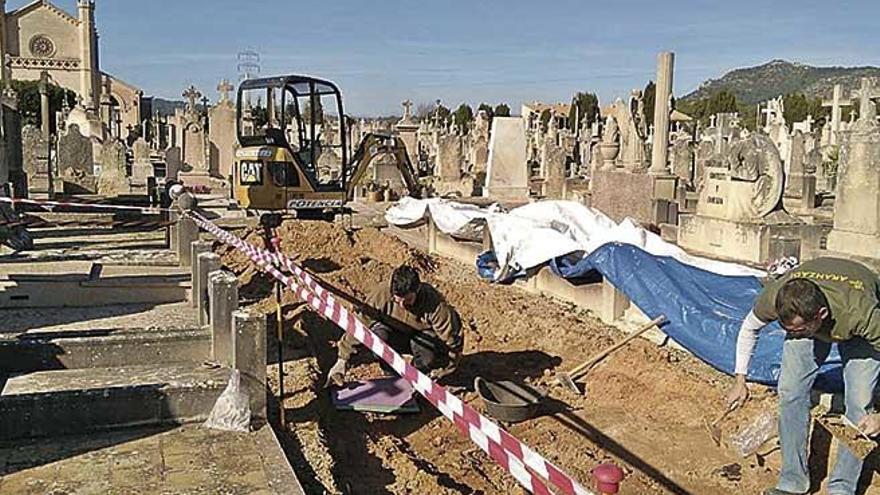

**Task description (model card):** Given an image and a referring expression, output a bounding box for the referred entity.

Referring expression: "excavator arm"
[346,133,422,201]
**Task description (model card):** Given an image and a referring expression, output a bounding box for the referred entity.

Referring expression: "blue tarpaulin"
[479,243,845,391]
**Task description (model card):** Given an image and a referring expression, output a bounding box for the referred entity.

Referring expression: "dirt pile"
[218,220,784,494]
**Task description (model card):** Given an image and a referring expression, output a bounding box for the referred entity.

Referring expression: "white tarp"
[386,197,764,279]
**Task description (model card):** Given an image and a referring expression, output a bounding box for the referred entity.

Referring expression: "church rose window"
[29,35,56,58]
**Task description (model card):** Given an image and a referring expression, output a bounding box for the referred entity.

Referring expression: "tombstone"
[97,140,131,196]
[178,86,211,188]
[22,125,53,193]
[209,79,237,181]
[395,100,420,166]
[436,134,462,181]
[782,131,816,212]
[165,146,182,181]
[669,137,694,184]
[826,78,880,263]
[679,134,819,263]
[541,141,567,199]
[484,117,529,201]
[130,137,154,184]
[57,124,97,193]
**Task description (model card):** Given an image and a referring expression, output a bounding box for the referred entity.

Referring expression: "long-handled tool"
[707,400,740,446]
[260,213,285,427]
[556,315,666,394]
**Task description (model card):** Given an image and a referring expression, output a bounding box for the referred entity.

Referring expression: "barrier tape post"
[187,211,594,495]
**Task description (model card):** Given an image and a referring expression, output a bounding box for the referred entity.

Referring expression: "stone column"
[650,52,674,175]
[39,72,50,140]
[189,240,213,307]
[176,217,198,267]
[209,270,239,366]
[232,310,267,424]
[195,252,221,326]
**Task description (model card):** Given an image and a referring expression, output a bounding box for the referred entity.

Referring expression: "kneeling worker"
[326,265,463,385]
[727,257,880,495]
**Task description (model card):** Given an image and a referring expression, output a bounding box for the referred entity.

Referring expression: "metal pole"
[260,213,285,427]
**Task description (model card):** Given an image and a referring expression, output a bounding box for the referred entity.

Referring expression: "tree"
[568,91,600,130]
[477,102,494,120]
[494,103,511,117]
[539,108,552,130]
[435,104,451,123]
[452,103,473,133]
[11,79,76,132]
[642,81,656,126]
[415,101,436,120]
[677,89,739,126]
[782,93,828,126]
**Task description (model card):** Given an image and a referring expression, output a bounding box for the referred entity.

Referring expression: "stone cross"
[183,85,202,112]
[709,114,717,128]
[217,79,234,104]
[402,100,413,120]
[822,84,854,145]
[852,77,880,122]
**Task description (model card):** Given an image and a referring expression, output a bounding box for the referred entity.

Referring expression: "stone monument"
[484,117,529,201]
[825,78,880,265]
[209,79,237,181]
[679,134,822,263]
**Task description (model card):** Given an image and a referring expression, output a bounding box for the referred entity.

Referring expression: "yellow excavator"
[231,75,422,220]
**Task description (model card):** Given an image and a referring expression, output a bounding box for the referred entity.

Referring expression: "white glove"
[325,358,347,388]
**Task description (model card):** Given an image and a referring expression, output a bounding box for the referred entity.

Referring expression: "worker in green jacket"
[727,257,880,495]
[326,265,463,386]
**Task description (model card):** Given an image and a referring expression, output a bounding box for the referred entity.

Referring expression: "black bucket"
[474,377,546,423]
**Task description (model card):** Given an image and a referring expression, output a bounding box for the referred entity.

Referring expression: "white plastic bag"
[204,369,251,432]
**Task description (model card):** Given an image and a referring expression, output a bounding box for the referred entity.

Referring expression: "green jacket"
[753,257,880,348]
[337,281,463,361]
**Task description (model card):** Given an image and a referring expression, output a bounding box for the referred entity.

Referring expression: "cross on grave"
[709,114,717,128]
[851,77,880,122]
[217,79,234,104]
[182,85,202,112]
[401,99,413,120]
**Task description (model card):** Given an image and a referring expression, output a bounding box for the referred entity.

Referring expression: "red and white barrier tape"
[0,196,167,214]
[187,211,592,495]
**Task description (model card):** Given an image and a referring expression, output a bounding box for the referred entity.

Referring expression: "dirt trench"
[216,220,826,495]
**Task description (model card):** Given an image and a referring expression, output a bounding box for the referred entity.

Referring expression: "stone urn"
[598,142,620,170]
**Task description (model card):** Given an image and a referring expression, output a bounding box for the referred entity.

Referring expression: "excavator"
[231,75,422,220]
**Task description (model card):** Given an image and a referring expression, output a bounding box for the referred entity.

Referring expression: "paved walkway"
[0,424,300,494]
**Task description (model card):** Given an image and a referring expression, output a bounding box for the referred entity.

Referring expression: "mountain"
[149,97,186,117]
[682,59,880,105]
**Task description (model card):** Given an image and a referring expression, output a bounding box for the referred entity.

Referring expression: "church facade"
[0,0,142,137]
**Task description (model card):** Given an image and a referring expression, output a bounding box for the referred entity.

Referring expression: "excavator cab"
[233,74,422,217]
[234,75,350,213]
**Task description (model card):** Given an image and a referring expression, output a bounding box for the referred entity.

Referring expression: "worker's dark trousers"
[370,322,449,373]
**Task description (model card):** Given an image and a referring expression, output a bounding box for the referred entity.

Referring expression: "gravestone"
[97,140,130,196]
[57,124,96,193]
[166,146,182,180]
[484,117,529,201]
[541,141,567,199]
[130,137,154,184]
[669,137,693,184]
[679,134,821,263]
[826,78,880,264]
[436,134,462,181]
[209,79,237,180]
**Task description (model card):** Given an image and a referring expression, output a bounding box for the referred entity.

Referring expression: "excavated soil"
[216,220,880,495]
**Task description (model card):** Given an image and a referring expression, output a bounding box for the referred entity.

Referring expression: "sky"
[18,0,880,116]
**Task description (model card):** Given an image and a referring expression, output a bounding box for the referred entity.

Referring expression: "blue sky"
[20,0,880,116]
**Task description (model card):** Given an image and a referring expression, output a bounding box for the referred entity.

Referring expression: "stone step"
[0,326,210,372]
[0,274,189,308]
[0,364,230,439]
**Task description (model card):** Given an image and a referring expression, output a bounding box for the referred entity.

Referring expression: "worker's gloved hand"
[858,414,880,437]
[324,358,347,388]
[725,374,750,409]
[429,351,461,381]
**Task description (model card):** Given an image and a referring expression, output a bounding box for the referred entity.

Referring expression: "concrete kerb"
[209,270,239,367]
[190,241,213,307]
[195,251,221,326]
[176,216,199,267]
[422,213,681,344]
[232,310,267,426]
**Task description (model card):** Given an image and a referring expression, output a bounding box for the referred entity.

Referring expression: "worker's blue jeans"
[776,336,880,495]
